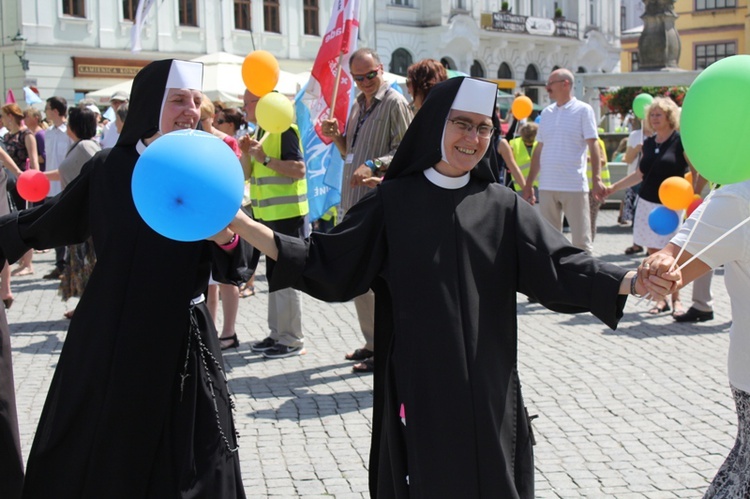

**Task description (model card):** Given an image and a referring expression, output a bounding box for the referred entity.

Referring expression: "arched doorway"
[390,48,413,76]
[470,59,485,77]
[497,62,513,79]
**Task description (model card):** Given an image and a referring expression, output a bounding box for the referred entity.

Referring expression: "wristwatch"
[262,155,271,166]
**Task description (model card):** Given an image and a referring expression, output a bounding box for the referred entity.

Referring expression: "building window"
[392,0,412,5]
[440,57,454,70]
[620,5,626,31]
[179,0,197,26]
[588,0,598,25]
[695,41,736,69]
[631,51,639,71]
[497,62,512,79]
[235,0,252,31]
[695,0,736,10]
[452,0,467,10]
[390,48,412,76]
[524,64,539,82]
[63,0,86,18]
[123,0,137,21]
[303,0,319,35]
[264,0,280,32]
[470,60,485,78]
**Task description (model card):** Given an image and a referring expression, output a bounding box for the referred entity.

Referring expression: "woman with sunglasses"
[229,77,678,498]
[215,107,248,139]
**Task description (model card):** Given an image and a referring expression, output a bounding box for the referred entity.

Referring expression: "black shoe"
[673,307,714,323]
[43,268,63,279]
[250,336,277,352]
[262,344,304,359]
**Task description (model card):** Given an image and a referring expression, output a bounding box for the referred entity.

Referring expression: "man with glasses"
[42,96,74,279]
[321,47,412,373]
[522,69,602,254]
[240,89,309,359]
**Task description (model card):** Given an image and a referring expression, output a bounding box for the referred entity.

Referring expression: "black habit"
[0,60,257,498]
[267,78,629,498]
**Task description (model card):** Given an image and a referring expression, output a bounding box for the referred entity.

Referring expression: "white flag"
[131,0,156,53]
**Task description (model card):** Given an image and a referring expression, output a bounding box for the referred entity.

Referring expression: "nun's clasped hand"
[637,255,682,301]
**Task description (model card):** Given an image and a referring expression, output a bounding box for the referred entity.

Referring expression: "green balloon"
[681,55,750,185]
[632,93,653,119]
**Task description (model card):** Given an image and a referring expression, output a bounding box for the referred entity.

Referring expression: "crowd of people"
[0,52,744,498]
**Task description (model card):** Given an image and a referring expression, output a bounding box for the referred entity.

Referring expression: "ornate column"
[637,0,681,70]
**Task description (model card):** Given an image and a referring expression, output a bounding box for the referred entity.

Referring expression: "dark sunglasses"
[352,68,380,82]
[216,119,226,124]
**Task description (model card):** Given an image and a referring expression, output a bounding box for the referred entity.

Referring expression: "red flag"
[306,0,361,144]
[5,89,16,104]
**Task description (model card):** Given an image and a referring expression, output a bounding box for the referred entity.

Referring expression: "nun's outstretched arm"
[230,209,279,261]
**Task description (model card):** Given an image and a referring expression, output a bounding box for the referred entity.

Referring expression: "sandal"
[671,300,684,317]
[352,358,374,373]
[239,285,255,298]
[220,333,239,350]
[624,245,643,255]
[345,348,374,361]
[648,302,671,315]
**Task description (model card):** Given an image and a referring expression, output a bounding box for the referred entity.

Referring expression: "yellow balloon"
[256,93,294,133]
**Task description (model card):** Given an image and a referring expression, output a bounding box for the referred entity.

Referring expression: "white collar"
[423,167,470,189]
[135,140,148,155]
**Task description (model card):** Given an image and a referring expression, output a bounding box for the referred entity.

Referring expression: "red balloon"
[686,197,703,218]
[17,170,50,203]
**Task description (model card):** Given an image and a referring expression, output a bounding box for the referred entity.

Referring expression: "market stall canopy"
[86,52,306,106]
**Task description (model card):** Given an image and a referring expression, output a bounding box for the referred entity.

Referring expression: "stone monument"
[637,0,681,70]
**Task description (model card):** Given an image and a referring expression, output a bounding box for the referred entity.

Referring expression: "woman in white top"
[644,180,750,498]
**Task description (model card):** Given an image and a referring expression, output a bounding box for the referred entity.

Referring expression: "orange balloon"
[511,96,533,120]
[658,176,694,211]
[242,50,280,97]
[684,171,693,186]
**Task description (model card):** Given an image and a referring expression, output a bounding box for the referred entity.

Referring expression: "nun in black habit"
[229,77,677,498]
[0,59,256,498]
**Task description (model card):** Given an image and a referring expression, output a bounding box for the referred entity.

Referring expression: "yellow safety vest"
[587,137,611,189]
[249,125,309,221]
[508,137,538,192]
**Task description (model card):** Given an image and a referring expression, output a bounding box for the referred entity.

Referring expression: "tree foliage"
[601,86,688,116]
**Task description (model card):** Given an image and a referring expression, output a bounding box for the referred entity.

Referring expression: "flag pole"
[328,49,345,120]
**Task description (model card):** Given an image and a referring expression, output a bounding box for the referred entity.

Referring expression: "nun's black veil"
[116,59,178,147]
[384,76,499,183]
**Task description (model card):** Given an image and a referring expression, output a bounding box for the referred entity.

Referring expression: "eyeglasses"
[546,79,566,86]
[447,119,495,139]
[216,119,226,125]
[352,66,381,82]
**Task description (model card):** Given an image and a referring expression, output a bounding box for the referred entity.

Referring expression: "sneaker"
[250,337,277,352]
[262,344,304,359]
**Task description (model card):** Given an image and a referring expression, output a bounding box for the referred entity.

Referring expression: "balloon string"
[677,212,750,271]
[669,184,717,271]
[636,183,717,307]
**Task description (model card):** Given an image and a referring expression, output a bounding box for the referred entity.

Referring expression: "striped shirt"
[340,83,412,212]
[536,97,598,192]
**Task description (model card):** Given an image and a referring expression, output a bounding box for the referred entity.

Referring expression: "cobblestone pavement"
[9,210,734,498]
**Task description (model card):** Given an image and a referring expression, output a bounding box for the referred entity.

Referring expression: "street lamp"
[11,31,30,71]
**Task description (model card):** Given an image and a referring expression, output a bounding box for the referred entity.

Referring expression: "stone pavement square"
[8,210,734,497]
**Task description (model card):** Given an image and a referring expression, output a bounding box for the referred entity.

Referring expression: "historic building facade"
[620,0,748,72]
[1,0,621,107]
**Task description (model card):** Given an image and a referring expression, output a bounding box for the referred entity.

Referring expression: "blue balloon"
[132,130,245,242]
[648,206,680,236]
[534,115,541,123]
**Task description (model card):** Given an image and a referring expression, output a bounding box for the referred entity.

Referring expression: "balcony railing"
[489,12,579,39]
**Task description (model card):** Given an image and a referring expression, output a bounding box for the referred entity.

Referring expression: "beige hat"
[110,90,130,103]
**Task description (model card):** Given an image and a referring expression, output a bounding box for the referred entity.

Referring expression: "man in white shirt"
[100,91,129,148]
[43,96,74,279]
[523,69,602,254]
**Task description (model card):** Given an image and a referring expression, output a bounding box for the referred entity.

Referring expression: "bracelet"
[217,233,239,251]
[630,274,644,297]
